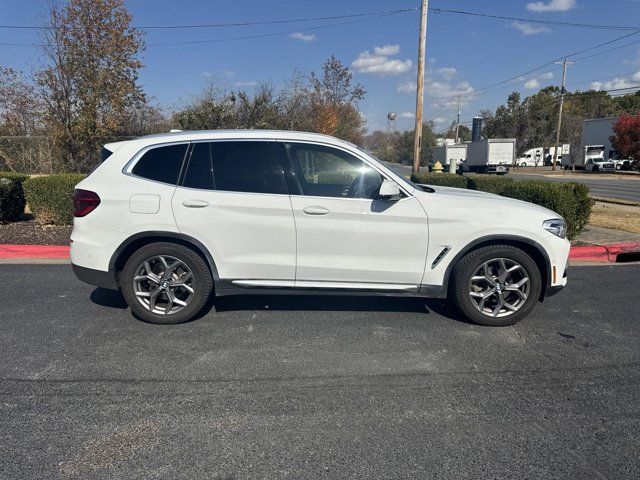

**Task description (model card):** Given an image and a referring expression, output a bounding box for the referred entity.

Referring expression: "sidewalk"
[575,225,640,246]
[571,225,640,262]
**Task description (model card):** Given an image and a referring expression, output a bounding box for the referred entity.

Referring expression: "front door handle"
[182,199,209,208]
[303,205,330,215]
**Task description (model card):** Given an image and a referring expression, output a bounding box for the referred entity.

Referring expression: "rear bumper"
[72,263,117,290]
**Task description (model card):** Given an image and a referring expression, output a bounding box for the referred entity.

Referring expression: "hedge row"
[411,172,592,240]
[23,174,87,226]
[0,172,29,222]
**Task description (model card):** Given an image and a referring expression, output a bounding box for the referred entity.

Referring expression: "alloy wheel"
[133,255,195,315]
[468,258,530,318]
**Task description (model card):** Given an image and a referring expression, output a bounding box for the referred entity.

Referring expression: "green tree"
[615,91,640,114]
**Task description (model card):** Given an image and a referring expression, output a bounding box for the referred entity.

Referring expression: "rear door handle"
[303,206,330,215]
[182,199,209,208]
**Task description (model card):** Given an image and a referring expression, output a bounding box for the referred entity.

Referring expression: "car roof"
[107,130,358,151]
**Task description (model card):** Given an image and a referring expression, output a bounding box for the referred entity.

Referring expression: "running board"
[231,279,419,292]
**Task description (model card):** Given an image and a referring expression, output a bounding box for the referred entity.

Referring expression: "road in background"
[1,264,639,478]
[383,162,640,203]
[511,172,640,203]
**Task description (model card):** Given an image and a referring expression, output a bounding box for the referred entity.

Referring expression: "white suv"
[71,130,570,326]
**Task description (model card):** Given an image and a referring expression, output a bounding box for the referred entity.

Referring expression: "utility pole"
[552,58,574,171]
[455,95,461,144]
[412,0,429,174]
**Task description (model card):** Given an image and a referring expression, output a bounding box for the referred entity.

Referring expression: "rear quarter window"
[132,144,189,185]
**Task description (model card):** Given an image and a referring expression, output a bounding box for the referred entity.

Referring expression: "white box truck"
[431,144,467,169]
[565,145,615,172]
[546,144,570,166]
[516,147,544,167]
[465,139,516,174]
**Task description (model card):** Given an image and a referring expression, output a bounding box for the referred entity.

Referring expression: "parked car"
[71,130,570,327]
[610,158,632,171]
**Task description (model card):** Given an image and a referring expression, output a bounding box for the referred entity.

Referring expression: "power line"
[0,11,410,47]
[457,84,640,126]
[572,38,640,62]
[0,7,418,30]
[146,12,404,47]
[2,6,634,32]
[568,71,640,88]
[453,30,640,101]
[430,8,640,32]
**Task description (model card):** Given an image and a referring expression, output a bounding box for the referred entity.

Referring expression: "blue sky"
[1,0,639,133]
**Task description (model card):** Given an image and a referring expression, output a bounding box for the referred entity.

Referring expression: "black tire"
[121,242,213,324]
[592,166,599,173]
[450,245,542,327]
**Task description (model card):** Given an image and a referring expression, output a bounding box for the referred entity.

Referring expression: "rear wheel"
[451,245,542,326]
[121,242,213,324]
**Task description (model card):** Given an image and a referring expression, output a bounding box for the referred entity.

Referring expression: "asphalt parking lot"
[2,263,639,479]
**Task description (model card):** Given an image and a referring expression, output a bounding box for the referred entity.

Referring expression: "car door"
[585,159,593,171]
[171,140,296,283]
[282,141,429,287]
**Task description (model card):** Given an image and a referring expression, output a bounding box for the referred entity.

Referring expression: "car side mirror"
[378,178,401,201]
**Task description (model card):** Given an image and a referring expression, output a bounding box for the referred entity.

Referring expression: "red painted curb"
[569,242,640,262]
[0,242,639,262]
[0,244,70,259]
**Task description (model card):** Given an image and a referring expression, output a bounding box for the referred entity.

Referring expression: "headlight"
[543,218,567,239]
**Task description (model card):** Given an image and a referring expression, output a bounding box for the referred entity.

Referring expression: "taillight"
[73,189,101,217]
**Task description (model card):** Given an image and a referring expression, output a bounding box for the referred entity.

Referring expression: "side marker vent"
[431,246,452,269]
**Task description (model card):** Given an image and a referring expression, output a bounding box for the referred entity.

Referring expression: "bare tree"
[0,67,43,135]
[36,0,145,172]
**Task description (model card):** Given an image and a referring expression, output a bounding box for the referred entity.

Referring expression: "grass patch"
[589,203,640,235]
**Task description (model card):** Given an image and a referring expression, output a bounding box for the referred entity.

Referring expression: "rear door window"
[182,142,215,190]
[209,141,288,195]
[132,143,188,185]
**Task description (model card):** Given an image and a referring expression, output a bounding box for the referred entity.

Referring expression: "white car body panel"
[71,129,570,302]
[172,188,296,281]
[289,194,428,285]
[415,187,570,287]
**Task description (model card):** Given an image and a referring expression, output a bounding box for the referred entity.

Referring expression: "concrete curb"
[2,242,640,263]
[0,245,70,259]
[569,242,640,263]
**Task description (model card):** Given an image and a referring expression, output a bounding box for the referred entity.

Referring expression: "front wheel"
[450,245,542,326]
[121,242,213,324]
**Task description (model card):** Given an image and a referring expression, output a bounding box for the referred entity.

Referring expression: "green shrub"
[501,181,592,240]
[0,172,29,222]
[410,172,469,189]
[466,174,513,195]
[23,174,86,225]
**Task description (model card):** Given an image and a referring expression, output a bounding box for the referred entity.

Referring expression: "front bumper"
[545,261,568,298]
